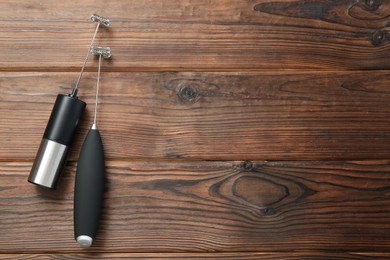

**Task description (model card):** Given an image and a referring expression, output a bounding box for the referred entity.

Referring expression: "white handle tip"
[76,235,93,248]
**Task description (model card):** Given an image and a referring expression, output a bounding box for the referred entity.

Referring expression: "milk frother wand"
[28,15,110,189]
[74,46,111,248]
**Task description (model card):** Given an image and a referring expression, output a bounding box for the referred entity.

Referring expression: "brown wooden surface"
[0,0,390,71]
[1,0,390,259]
[1,71,390,161]
[1,161,390,254]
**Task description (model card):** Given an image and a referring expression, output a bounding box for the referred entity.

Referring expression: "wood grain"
[1,71,390,161]
[1,160,389,253]
[1,252,389,259]
[1,0,390,257]
[0,0,390,71]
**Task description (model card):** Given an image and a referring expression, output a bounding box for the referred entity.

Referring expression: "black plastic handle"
[74,129,105,247]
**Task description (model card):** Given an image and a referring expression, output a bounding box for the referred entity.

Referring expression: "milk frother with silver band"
[28,14,110,189]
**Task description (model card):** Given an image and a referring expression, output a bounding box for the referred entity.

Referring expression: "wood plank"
[0,0,389,71]
[1,160,389,253]
[1,71,390,161]
[1,252,389,259]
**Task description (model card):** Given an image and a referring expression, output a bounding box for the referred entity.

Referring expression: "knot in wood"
[260,207,276,216]
[359,0,381,11]
[242,161,254,171]
[370,29,388,46]
[178,85,199,103]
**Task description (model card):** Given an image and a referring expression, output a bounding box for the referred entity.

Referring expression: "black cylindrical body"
[44,94,86,146]
[28,94,86,189]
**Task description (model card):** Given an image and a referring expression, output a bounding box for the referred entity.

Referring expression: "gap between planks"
[0,251,389,259]
[2,68,390,73]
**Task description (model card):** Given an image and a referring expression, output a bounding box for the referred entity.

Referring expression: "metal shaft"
[70,22,100,97]
[92,54,102,130]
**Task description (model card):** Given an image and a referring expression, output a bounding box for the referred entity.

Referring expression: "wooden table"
[1,0,390,259]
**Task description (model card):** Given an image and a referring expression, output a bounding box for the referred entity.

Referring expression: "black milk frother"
[28,14,110,189]
[74,46,111,248]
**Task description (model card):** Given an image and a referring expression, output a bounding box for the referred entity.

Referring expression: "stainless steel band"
[28,139,69,189]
